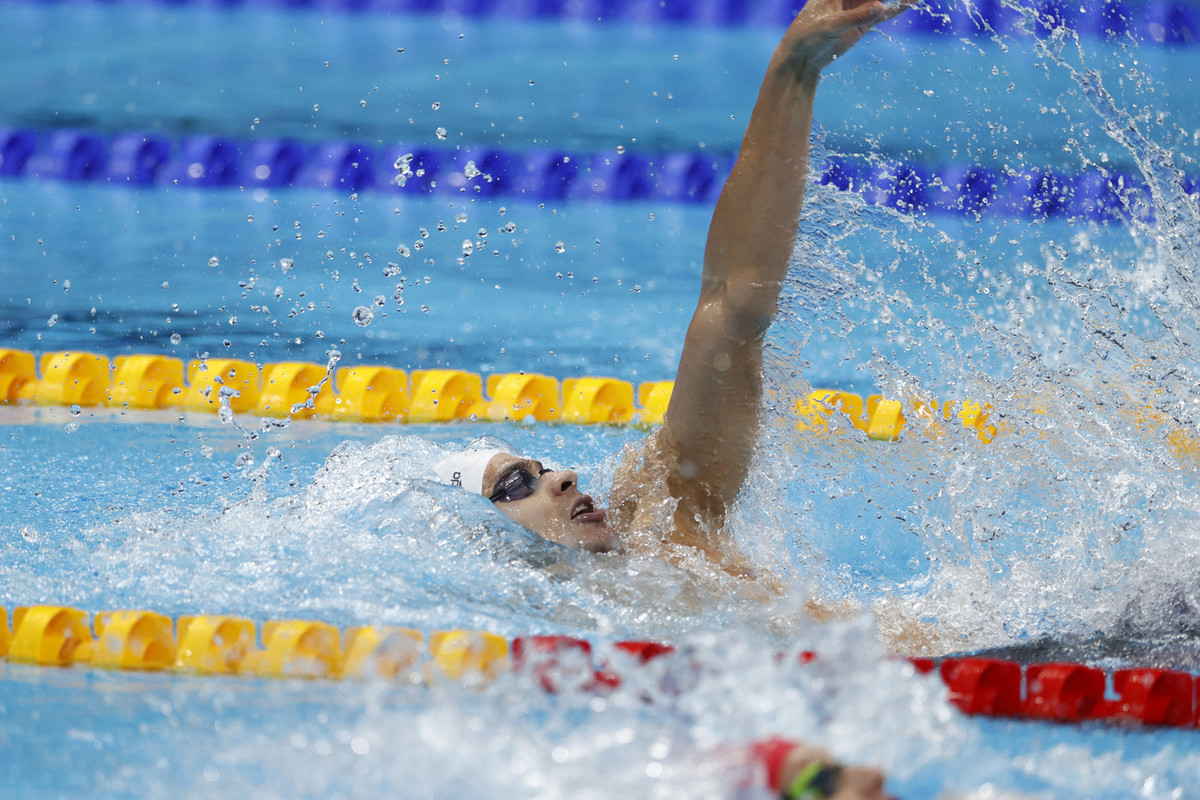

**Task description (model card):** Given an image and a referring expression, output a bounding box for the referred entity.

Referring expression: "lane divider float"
[7,347,1200,467]
[914,656,1200,729]
[0,347,1000,439]
[1,126,1190,221]
[2,604,1198,730]
[10,0,1199,47]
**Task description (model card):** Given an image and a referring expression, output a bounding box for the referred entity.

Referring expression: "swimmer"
[753,737,887,800]
[436,0,908,580]
[436,5,907,797]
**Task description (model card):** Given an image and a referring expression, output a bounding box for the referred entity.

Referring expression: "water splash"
[752,2,1200,660]
[7,6,1200,796]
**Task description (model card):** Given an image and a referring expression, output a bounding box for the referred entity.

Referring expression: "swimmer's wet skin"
[434,448,620,553]
[434,3,908,797]
[438,0,908,578]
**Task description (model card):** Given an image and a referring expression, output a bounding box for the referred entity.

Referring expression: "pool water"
[4,0,1200,797]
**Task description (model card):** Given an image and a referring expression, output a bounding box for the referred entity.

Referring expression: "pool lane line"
[1,127,1189,221]
[5,0,1199,48]
[0,348,1005,441]
[8,348,1200,468]
[1,605,1198,730]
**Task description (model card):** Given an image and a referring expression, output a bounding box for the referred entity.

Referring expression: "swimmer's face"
[482,453,619,554]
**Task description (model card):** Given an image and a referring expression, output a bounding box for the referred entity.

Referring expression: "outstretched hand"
[778,743,887,800]
[777,0,910,82]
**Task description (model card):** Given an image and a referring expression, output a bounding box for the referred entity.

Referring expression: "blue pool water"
[4,0,1200,797]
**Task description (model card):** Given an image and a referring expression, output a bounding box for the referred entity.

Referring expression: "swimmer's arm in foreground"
[615,0,905,570]
[751,737,887,800]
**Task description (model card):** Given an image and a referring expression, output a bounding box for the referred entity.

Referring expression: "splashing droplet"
[352,306,374,326]
[555,241,566,254]
[393,153,414,186]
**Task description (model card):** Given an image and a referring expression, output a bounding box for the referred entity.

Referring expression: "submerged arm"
[654,0,901,560]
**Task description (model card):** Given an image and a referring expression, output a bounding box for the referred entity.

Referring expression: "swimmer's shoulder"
[610,432,771,585]
[608,429,674,531]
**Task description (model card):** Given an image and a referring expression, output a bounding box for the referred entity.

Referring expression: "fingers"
[841,1,886,28]
[840,765,887,798]
[840,0,885,12]
[837,0,911,31]
[842,0,915,15]
[830,0,910,53]
[812,0,882,40]
[876,0,918,24]
[783,0,905,74]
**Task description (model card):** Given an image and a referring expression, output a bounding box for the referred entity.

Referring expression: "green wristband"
[783,760,844,800]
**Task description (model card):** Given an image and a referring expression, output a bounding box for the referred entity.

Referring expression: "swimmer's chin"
[572,531,623,555]
[569,513,623,554]
[560,507,621,553]
[581,536,623,555]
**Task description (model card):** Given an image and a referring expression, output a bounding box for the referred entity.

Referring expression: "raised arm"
[647,0,902,559]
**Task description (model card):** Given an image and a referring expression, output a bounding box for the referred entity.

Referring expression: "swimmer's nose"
[547,469,577,495]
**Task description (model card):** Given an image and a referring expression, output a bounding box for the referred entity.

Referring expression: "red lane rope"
[515,636,1200,730]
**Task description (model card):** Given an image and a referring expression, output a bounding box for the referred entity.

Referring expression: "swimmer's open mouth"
[571,496,602,521]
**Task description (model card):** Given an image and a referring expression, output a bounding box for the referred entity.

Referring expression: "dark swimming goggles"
[488,467,549,504]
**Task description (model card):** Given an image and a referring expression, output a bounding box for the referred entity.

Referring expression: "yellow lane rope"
[0,604,505,683]
[0,348,997,439]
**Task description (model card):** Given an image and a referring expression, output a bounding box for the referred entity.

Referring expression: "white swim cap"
[433,448,506,495]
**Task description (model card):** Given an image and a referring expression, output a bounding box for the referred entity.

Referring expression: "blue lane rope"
[5,0,1199,46]
[1,126,1193,221]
